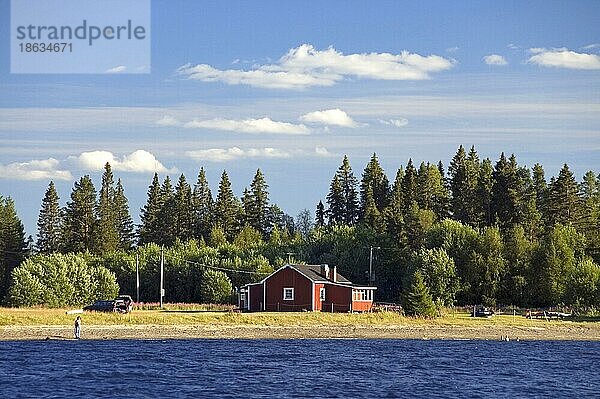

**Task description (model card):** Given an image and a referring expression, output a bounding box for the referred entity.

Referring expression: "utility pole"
[369,246,380,286]
[135,253,140,304]
[160,246,164,308]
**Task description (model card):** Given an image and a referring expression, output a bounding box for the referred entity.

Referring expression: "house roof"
[290,264,352,284]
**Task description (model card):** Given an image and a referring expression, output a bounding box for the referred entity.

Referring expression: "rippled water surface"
[1,339,599,398]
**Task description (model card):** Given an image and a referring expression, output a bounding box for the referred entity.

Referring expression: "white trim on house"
[283,287,294,301]
[263,281,266,311]
[311,282,315,311]
[320,286,326,301]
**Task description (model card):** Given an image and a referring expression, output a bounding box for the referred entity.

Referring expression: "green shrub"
[200,269,232,304]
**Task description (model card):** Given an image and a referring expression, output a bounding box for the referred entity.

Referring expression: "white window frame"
[283,287,294,301]
[320,287,325,301]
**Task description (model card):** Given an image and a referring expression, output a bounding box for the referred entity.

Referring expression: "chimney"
[332,265,337,282]
[321,264,329,280]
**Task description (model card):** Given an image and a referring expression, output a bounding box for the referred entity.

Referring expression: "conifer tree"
[113,179,135,250]
[336,155,359,225]
[449,145,479,226]
[547,164,584,229]
[62,175,97,253]
[158,176,176,245]
[214,171,240,239]
[403,271,436,317]
[402,159,418,211]
[95,163,119,253]
[326,174,344,225]
[174,174,194,241]
[580,171,600,247]
[491,153,521,228]
[192,167,214,241]
[0,197,27,299]
[360,153,390,218]
[532,163,548,219]
[477,158,494,227]
[416,162,449,220]
[383,167,405,242]
[363,186,383,230]
[36,181,62,253]
[315,201,326,227]
[138,173,162,245]
[247,169,270,236]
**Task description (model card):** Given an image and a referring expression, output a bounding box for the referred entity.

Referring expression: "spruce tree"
[337,155,359,225]
[326,174,344,225]
[174,174,194,241]
[62,175,97,253]
[114,179,135,250]
[403,271,436,317]
[416,162,449,220]
[477,158,494,227]
[36,181,62,253]
[580,171,600,248]
[547,164,584,229]
[532,163,548,219]
[95,163,119,253]
[402,159,418,211]
[383,167,405,242]
[360,153,390,218]
[192,168,214,241]
[363,186,383,230]
[491,153,521,228]
[449,145,479,226]
[0,197,27,299]
[138,173,162,245]
[248,169,270,236]
[157,176,176,245]
[214,171,240,240]
[315,201,326,227]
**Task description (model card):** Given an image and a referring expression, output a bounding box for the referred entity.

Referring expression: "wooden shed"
[238,264,376,312]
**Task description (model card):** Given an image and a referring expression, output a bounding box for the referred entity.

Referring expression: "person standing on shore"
[74,316,81,339]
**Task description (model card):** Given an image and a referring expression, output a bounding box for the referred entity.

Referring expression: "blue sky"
[1,0,600,236]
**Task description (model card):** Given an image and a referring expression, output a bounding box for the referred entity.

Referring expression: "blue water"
[0,339,599,398]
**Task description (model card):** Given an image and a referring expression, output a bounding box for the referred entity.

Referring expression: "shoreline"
[3,323,600,341]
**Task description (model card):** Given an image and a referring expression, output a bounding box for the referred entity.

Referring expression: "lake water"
[0,339,599,398]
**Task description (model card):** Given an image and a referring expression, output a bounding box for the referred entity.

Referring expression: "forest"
[1,145,599,312]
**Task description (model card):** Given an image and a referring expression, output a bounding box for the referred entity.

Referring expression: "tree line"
[1,145,600,311]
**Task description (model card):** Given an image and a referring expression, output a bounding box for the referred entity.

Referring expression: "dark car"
[471,306,495,318]
[84,295,134,313]
[83,300,117,312]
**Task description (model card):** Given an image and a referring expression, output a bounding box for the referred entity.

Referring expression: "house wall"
[351,299,373,312]
[314,283,324,311]
[322,284,352,312]
[265,267,312,311]
[249,284,264,311]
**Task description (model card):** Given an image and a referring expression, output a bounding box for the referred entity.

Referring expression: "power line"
[184,259,267,275]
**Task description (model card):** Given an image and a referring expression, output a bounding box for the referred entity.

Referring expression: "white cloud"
[156,115,180,126]
[74,150,175,173]
[380,118,409,128]
[446,47,459,53]
[507,43,520,50]
[527,48,600,70]
[314,146,335,157]
[184,117,310,134]
[106,66,127,73]
[186,147,291,162]
[299,108,358,127]
[483,54,508,66]
[581,43,600,50]
[178,44,454,89]
[0,158,72,181]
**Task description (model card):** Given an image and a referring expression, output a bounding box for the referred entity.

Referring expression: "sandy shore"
[3,323,600,341]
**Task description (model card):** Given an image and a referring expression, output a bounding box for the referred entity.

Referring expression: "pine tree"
[36,181,62,253]
[360,153,390,218]
[192,168,214,241]
[315,201,326,227]
[326,174,344,225]
[214,171,240,240]
[138,173,162,245]
[547,164,584,229]
[113,179,135,250]
[62,175,97,253]
[174,174,194,241]
[95,163,119,253]
[403,271,436,317]
[247,169,270,236]
[0,197,27,299]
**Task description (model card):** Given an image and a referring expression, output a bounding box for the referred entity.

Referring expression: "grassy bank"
[2,307,600,341]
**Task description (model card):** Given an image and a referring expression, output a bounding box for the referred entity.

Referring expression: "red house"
[238,264,376,312]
